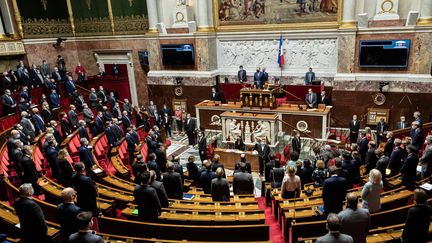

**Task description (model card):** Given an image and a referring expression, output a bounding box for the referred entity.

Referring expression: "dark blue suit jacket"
[126,134,136,152]
[78,126,89,140]
[148,160,161,181]
[78,146,94,170]
[32,115,46,134]
[50,93,60,107]
[65,80,76,94]
[93,117,104,135]
[122,115,131,129]
[322,175,347,213]
[105,127,116,146]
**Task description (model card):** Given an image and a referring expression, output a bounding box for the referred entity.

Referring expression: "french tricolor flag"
[277,34,284,67]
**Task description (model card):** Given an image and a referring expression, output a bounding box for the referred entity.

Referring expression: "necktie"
[309,94,313,103]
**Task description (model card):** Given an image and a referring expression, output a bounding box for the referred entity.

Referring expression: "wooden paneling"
[331,91,432,129]
[282,114,323,138]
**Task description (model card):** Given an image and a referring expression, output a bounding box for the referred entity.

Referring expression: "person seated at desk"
[304,67,316,85]
[305,88,317,108]
[210,87,222,101]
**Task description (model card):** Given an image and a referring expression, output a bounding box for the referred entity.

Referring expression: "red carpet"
[258,197,285,243]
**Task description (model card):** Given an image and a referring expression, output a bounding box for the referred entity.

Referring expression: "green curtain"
[17,0,69,20]
[71,0,109,19]
[111,0,147,17]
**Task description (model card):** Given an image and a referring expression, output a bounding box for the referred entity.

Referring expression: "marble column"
[146,0,159,32]
[0,0,15,35]
[0,15,5,36]
[196,0,212,31]
[418,0,432,25]
[341,0,357,28]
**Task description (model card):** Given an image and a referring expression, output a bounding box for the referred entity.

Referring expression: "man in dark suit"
[97,86,108,104]
[149,170,169,208]
[338,193,370,243]
[65,77,76,95]
[235,153,252,174]
[365,141,377,173]
[410,121,424,149]
[185,113,196,145]
[93,112,104,135]
[388,138,404,176]
[52,67,62,83]
[375,148,390,181]
[20,111,36,141]
[46,140,61,181]
[69,212,104,243]
[105,122,116,147]
[291,131,301,154]
[253,67,263,89]
[262,67,269,87]
[304,67,315,85]
[395,116,408,130]
[13,184,48,243]
[402,188,432,243]
[237,65,247,82]
[318,90,331,106]
[322,167,348,214]
[255,139,270,176]
[376,118,388,143]
[19,146,40,195]
[305,88,317,108]
[20,86,31,103]
[2,71,12,90]
[71,162,98,215]
[122,111,131,129]
[2,89,16,116]
[419,135,432,179]
[316,213,354,243]
[148,153,161,181]
[74,94,85,112]
[78,138,95,177]
[67,105,79,130]
[57,187,82,243]
[77,120,89,141]
[162,162,183,199]
[200,160,216,194]
[233,163,254,195]
[126,127,138,165]
[131,154,147,183]
[383,131,394,157]
[400,145,419,189]
[31,108,46,135]
[413,111,423,128]
[211,154,225,173]
[211,167,230,202]
[210,87,222,101]
[197,131,207,162]
[49,89,60,108]
[349,115,360,144]
[134,171,161,222]
[162,113,172,137]
[155,145,167,173]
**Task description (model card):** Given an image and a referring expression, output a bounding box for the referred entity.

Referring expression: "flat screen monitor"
[161,44,195,69]
[359,40,410,68]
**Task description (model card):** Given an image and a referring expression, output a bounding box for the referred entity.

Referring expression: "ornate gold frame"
[212,0,343,31]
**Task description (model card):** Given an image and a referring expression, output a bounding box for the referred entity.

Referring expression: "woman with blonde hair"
[312,160,328,187]
[361,169,383,212]
[280,166,301,199]
[57,149,74,187]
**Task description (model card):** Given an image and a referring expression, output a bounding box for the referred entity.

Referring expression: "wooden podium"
[240,88,277,109]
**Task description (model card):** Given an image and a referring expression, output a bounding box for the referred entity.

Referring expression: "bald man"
[57,188,82,243]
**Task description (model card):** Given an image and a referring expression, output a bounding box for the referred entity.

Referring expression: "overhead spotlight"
[53,37,67,49]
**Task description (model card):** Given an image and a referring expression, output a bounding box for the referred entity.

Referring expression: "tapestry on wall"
[111,0,148,34]
[217,0,338,25]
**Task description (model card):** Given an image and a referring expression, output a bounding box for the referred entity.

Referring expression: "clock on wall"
[176,12,185,22]
[373,93,387,106]
[174,86,183,97]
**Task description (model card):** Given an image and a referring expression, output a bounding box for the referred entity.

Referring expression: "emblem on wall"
[296,121,308,132]
[373,93,386,106]
[174,86,183,97]
[210,115,222,126]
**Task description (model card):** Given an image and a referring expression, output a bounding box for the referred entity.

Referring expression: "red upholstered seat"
[276,98,287,106]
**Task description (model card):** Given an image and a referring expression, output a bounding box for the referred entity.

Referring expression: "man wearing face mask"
[349,115,360,144]
[253,67,263,89]
[255,138,270,176]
